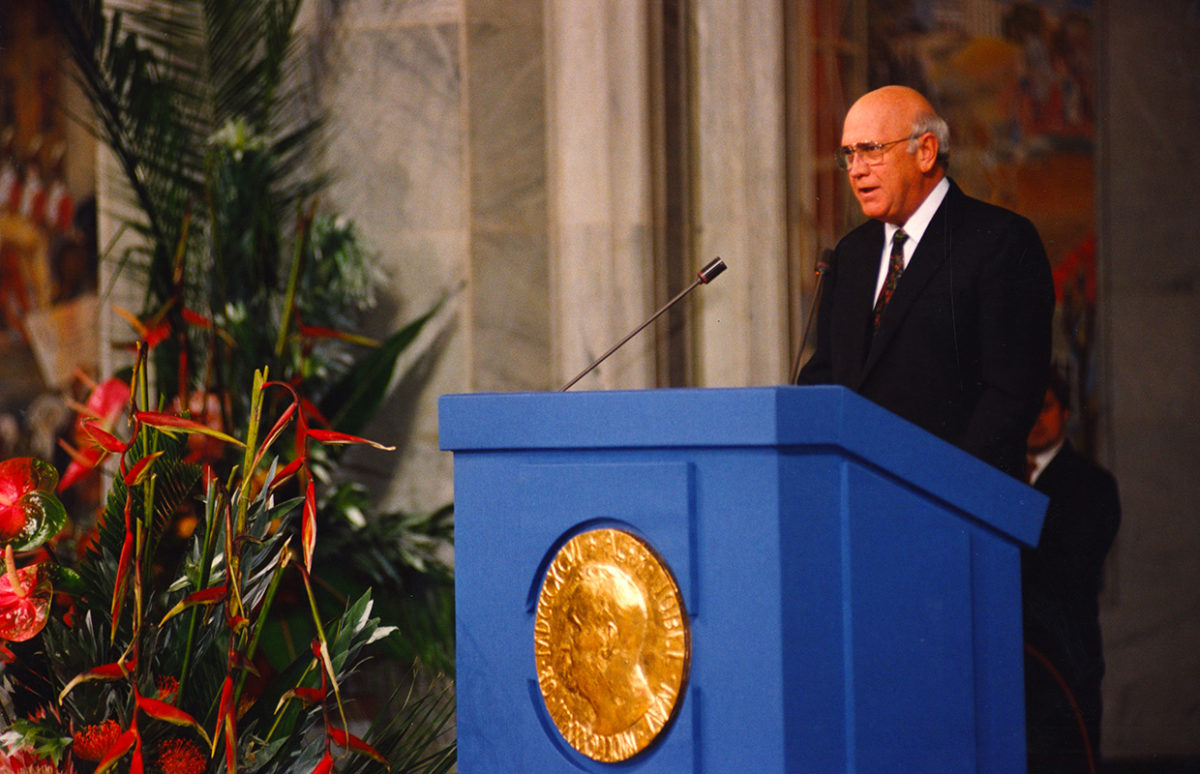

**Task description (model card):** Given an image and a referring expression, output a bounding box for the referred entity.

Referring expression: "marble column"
[690,1,791,387]
[545,0,657,391]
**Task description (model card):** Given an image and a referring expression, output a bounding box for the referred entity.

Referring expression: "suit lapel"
[841,225,884,387]
[861,183,960,379]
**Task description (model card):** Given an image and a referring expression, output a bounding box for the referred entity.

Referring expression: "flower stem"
[178,476,223,708]
[4,545,25,598]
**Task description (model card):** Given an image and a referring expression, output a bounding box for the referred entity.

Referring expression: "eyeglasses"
[835,136,914,170]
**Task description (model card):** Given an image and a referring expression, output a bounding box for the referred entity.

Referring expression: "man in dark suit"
[1023,371,1121,774]
[798,85,1055,479]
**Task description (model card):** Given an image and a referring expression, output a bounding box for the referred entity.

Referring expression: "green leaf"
[320,296,445,437]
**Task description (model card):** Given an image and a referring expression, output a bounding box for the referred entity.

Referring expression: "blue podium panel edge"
[438,386,1047,548]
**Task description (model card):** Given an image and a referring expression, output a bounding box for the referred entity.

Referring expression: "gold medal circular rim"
[533,527,691,763]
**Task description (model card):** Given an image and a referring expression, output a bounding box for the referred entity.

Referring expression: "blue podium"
[439,386,1047,773]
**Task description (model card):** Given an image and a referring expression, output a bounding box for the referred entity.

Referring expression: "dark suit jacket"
[798,179,1055,478]
[1023,441,1121,767]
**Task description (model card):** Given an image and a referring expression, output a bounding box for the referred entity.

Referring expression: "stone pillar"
[464,0,552,393]
[690,1,790,386]
[545,0,657,391]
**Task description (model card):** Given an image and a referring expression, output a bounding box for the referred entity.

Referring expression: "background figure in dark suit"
[798,85,1054,479]
[1024,370,1121,774]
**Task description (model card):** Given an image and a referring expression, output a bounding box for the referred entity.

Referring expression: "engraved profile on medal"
[534,528,690,763]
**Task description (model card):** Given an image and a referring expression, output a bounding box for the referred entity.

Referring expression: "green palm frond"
[50,0,324,305]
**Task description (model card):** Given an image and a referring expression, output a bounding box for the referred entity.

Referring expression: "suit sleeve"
[963,215,1056,470]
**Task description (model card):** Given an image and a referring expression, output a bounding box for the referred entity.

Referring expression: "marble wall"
[302,0,469,513]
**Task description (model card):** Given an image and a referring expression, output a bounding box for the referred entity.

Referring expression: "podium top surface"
[439,385,1046,546]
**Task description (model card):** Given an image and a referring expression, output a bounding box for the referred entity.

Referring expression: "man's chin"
[854,196,885,220]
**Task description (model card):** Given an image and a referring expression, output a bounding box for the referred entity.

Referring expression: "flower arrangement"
[46,0,457,680]
[0,348,454,772]
[9,4,460,769]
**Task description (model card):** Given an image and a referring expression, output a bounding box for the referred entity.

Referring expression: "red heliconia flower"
[0,562,52,641]
[310,751,335,774]
[154,738,205,774]
[59,377,130,492]
[167,391,231,464]
[76,378,130,429]
[114,305,170,350]
[0,458,66,552]
[72,719,123,762]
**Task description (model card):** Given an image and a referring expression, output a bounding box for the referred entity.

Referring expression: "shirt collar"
[884,176,950,252]
[1027,438,1064,485]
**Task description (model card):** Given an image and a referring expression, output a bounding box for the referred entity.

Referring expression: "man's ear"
[916,132,939,173]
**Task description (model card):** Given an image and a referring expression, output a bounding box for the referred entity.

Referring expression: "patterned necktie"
[872,229,908,333]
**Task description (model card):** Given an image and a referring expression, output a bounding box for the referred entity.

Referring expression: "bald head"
[840,85,948,224]
[849,85,934,124]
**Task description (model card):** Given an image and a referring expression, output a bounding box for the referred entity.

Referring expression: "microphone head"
[815,248,834,275]
[698,257,727,284]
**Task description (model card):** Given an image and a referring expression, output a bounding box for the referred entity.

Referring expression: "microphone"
[560,257,728,391]
[788,248,834,385]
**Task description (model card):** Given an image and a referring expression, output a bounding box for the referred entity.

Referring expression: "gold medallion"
[534,528,690,762]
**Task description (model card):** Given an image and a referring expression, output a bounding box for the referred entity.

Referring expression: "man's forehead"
[842,104,908,143]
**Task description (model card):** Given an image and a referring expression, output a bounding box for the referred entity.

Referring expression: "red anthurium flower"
[0,561,51,641]
[0,458,67,551]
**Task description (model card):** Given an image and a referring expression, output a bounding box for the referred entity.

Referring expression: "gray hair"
[909,112,951,169]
